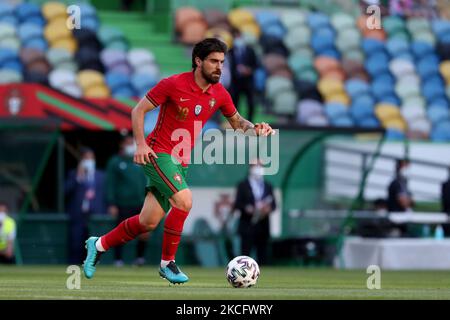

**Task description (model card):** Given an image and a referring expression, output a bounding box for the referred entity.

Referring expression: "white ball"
[226,256,260,288]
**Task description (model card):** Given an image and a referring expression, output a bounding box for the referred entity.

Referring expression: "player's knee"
[138,215,159,231]
[177,196,192,212]
[172,190,192,212]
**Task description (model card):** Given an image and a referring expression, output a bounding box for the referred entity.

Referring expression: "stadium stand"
[1,1,450,141]
[170,1,450,141]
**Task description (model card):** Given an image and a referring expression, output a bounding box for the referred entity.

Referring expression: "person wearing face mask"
[232,161,276,265]
[105,135,148,266]
[228,28,258,123]
[387,159,414,214]
[65,147,106,265]
[0,202,16,264]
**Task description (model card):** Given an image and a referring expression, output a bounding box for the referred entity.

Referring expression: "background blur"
[1,0,450,269]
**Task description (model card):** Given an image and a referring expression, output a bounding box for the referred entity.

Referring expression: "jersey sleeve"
[145,77,172,107]
[219,90,237,118]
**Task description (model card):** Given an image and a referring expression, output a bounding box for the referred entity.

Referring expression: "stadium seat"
[389,58,415,78]
[314,56,339,76]
[16,2,43,24]
[375,103,401,122]
[228,8,255,30]
[85,84,110,98]
[408,118,431,137]
[77,69,105,91]
[336,28,361,51]
[280,10,307,30]
[403,95,426,109]
[411,41,434,60]
[307,12,329,30]
[266,75,293,99]
[382,16,406,36]
[264,53,289,75]
[357,116,379,128]
[324,102,348,119]
[401,104,426,122]
[440,61,450,82]
[386,38,410,58]
[362,38,385,55]
[0,69,22,83]
[49,68,77,89]
[273,90,297,115]
[330,12,354,30]
[297,99,323,123]
[333,115,354,127]
[283,25,310,52]
[427,105,450,125]
[345,79,370,99]
[318,78,344,97]
[131,73,159,98]
[305,114,329,126]
[350,96,374,121]
[42,2,67,21]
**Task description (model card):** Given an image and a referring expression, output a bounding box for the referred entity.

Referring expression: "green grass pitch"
[1,265,450,300]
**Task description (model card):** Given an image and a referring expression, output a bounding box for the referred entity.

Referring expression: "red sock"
[100,214,147,251]
[162,207,189,261]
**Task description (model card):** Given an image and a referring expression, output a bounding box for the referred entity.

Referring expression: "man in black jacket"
[233,162,276,265]
[228,29,258,123]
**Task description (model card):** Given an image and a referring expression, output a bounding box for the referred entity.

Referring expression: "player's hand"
[134,143,158,165]
[254,122,275,136]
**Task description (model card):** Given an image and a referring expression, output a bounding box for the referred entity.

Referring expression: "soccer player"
[83,38,274,284]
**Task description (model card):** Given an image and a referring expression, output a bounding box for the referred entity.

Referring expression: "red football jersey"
[145,71,237,166]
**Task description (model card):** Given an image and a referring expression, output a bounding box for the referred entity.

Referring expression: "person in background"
[233,161,276,265]
[387,159,414,213]
[106,135,148,266]
[0,202,16,264]
[65,147,106,264]
[228,28,258,123]
[440,168,450,236]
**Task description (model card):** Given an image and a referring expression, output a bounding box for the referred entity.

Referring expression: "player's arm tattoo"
[227,112,255,133]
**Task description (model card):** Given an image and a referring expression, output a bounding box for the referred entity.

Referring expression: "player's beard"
[201,66,221,84]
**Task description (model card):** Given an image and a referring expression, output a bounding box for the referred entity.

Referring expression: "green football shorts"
[142,153,189,213]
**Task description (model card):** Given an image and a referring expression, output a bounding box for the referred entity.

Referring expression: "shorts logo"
[209,98,216,108]
[173,173,182,185]
[194,104,202,116]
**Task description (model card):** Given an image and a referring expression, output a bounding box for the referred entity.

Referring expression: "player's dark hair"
[192,38,227,69]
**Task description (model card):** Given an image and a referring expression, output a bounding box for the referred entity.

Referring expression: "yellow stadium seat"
[51,38,78,54]
[205,28,233,49]
[77,70,105,90]
[440,61,450,83]
[42,2,67,21]
[228,9,254,29]
[85,85,111,98]
[239,22,261,38]
[318,78,345,96]
[44,18,72,44]
[382,118,407,132]
[375,103,401,122]
[325,92,350,105]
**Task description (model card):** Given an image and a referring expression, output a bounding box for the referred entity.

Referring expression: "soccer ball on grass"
[226,256,260,288]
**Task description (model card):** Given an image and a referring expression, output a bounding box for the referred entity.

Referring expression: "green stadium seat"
[273,89,297,115]
[0,69,22,83]
[280,10,308,29]
[330,12,355,30]
[266,75,293,99]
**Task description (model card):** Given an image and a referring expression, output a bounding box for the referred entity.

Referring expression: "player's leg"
[83,192,165,279]
[157,188,192,283]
